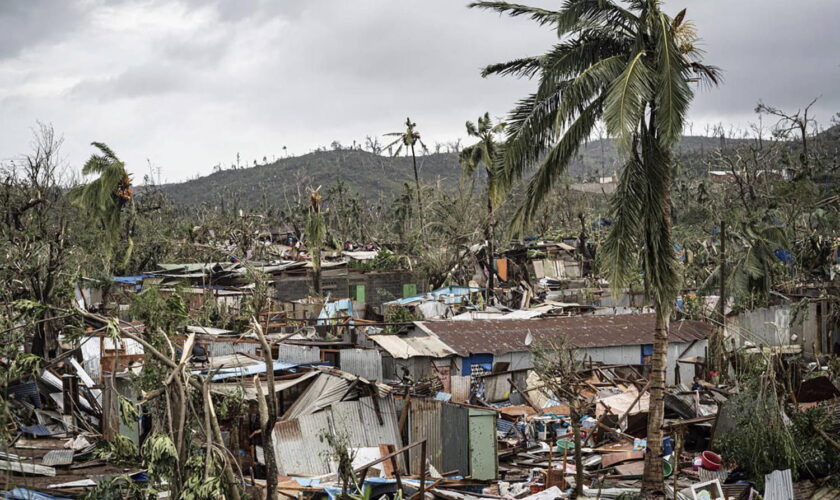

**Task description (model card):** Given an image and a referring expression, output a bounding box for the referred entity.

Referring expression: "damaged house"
[370,314,713,403]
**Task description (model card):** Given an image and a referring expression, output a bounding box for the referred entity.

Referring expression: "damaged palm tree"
[472,1,719,495]
[70,142,135,274]
[460,113,507,306]
[306,187,326,295]
[531,337,587,498]
[385,118,428,236]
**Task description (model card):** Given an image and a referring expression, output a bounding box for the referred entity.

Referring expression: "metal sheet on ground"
[41,449,74,466]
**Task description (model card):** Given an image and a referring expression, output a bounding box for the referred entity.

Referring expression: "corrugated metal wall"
[493,351,533,371]
[727,305,793,347]
[208,340,258,358]
[667,340,708,385]
[580,345,641,366]
[339,349,384,381]
[273,412,333,476]
[273,395,403,476]
[409,398,443,474]
[276,344,321,364]
[441,403,470,476]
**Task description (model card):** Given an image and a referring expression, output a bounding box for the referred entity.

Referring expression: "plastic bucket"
[663,459,673,478]
[701,451,722,470]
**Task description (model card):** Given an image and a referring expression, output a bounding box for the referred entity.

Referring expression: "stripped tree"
[459,113,507,306]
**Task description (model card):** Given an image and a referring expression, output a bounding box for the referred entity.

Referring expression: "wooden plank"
[614,461,645,476]
[601,451,644,468]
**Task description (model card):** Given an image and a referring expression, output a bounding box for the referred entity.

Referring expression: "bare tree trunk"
[311,252,321,295]
[254,323,279,500]
[641,308,669,497]
[572,408,583,498]
[486,195,495,307]
[410,144,425,237]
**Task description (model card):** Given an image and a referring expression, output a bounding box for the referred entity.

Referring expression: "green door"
[468,408,498,480]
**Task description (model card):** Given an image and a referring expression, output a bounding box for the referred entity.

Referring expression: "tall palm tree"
[459,113,507,305]
[471,1,719,495]
[70,142,135,273]
[385,118,428,236]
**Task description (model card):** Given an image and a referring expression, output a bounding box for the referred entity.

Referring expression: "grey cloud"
[68,64,192,101]
[1,0,838,182]
[0,1,88,59]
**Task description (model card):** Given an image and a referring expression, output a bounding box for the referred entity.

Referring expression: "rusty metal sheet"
[408,398,443,474]
[418,315,712,356]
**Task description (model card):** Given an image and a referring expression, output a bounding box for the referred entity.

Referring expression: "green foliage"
[119,395,140,425]
[217,387,247,420]
[383,305,422,334]
[83,475,149,500]
[142,433,178,485]
[70,142,135,271]
[129,285,188,334]
[94,434,138,464]
[347,249,408,271]
[716,387,840,488]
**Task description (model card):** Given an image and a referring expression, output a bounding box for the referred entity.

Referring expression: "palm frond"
[554,0,638,37]
[652,12,693,148]
[468,1,559,26]
[603,49,654,151]
[637,133,680,309]
[601,154,647,292]
[481,57,543,78]
[510,97,602,232]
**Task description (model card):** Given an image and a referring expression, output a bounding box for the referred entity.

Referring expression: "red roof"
[417,314,711,356]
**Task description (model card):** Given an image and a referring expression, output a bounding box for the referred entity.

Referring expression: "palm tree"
[459,113,507,306]
[385,118,428,235]
[471,1,719,495]
[70,142,135,273]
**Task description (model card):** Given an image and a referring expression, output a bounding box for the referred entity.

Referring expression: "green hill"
[158,128,838,207]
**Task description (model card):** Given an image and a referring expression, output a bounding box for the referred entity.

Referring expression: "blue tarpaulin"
[775,248,793,264]
[1,489,70,500]
[201,361,324,381]
[317,298,355,325]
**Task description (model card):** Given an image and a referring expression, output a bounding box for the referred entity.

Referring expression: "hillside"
[158,133,793,207]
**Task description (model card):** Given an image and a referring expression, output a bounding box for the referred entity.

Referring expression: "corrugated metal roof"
[339,349,384,381]
[368,332,457,359]
[418,314,711,356]
[764,469,793,500]
[210,370,319,400]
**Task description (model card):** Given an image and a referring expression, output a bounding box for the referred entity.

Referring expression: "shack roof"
[368,331,457,359]
[416,314,711,356]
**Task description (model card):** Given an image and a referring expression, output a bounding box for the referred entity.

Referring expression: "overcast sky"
[1,0,839,183]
